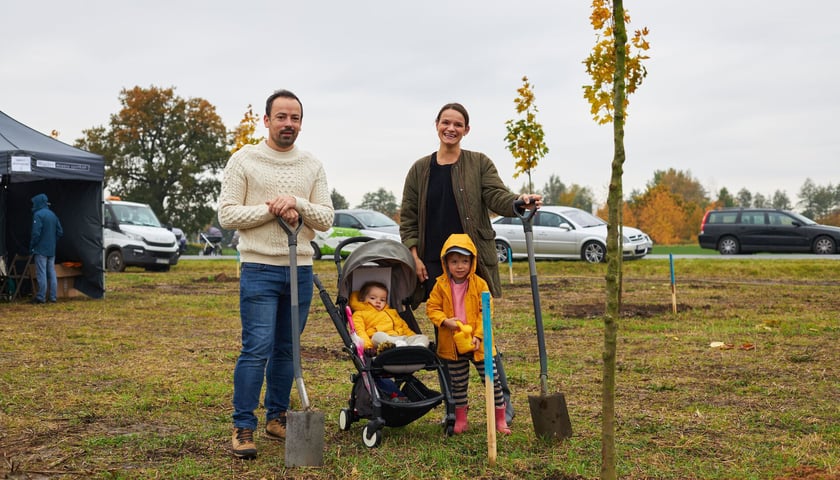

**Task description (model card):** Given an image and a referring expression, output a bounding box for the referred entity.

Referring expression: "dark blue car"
[698,208,840,255]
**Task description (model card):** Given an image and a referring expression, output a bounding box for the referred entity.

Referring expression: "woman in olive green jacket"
[400,102,541,300]
[400,102,540,425]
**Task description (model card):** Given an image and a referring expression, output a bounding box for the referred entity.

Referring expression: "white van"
[103,197,180,272]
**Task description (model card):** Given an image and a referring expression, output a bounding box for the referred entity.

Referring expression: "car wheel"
[495,240,510,263]
[813,236,835,254]
[582,241,606,263]
[311,241,322,260]
[106,250,125,272]
[718,236,739,255]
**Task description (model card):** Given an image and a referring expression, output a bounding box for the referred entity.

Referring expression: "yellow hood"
[439,233,478,277]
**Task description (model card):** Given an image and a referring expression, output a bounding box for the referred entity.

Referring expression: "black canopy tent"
[0,110,105,299]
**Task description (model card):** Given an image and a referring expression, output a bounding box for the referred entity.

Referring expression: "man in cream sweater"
[218,89,334,459]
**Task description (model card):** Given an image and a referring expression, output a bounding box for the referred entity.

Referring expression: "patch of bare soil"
[551,302,686,318]
[192,272,239,283]
[772,466,840,480]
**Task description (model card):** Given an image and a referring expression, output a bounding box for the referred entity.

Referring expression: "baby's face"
[364,286,388,311]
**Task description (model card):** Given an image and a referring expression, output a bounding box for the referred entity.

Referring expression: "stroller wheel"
[361,424,382,448]
[338,408,353,431]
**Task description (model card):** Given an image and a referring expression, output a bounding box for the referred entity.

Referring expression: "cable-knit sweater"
[218,141,334,266]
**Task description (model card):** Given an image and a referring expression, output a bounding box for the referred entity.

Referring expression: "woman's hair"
[359,281,388,299]
[435,102,469,127]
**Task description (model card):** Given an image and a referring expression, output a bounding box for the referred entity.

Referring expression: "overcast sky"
[3,1,837,210]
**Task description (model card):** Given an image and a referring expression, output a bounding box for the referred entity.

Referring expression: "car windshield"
[355,211,398,228]
[112,204,162,227]
[786,211,818,225]
[565,210,606,228]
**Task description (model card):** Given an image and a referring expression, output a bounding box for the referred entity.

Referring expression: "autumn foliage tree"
[76,86,229,237]
[583,2,650,125]
[230,105,263,155]
[583,1,650,479]
[631,185,684,244]
[505,76,549,193]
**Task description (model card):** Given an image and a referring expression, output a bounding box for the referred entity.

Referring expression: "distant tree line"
[76,86,839,245]
[594,169,840,244]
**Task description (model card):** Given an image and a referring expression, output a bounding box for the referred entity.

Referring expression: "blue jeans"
[232,263,313,430]
[33,254,57,302]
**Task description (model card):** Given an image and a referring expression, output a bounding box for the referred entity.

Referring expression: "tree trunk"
[602,1,627,479]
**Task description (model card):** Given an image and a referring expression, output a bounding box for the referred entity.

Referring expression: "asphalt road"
[181,253,840,261]
[645,253,840,260]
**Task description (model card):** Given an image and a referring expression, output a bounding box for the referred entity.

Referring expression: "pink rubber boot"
[454,406,469,434]
[495,405,511,435]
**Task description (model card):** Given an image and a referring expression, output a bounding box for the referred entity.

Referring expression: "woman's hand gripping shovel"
[277,216,325,467]
[514,200,573,441]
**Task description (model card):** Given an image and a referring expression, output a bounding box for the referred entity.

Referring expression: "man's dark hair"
[265,89,303,118]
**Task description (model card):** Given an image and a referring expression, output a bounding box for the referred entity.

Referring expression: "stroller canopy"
[338,239,416,306]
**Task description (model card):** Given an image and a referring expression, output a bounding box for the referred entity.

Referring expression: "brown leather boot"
[231,427,257,459]
[265,413,287,440]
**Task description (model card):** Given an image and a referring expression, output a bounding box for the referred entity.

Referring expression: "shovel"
[277,216,325,467]
[514,200,573,441]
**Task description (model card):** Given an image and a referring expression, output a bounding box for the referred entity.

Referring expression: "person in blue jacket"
[30,193,63,304]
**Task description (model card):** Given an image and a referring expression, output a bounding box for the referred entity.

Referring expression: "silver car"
[492,206,653,263]
[334,209,400,237]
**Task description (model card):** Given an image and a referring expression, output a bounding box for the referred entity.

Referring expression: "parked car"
[334,209,400,236]
[492,206,653,263]
[698,208,840,255]
[103,197,180,272]
[311,227,366,260]
[311,210,401,259]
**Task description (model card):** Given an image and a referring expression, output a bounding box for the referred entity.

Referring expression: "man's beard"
[275,129,297,148]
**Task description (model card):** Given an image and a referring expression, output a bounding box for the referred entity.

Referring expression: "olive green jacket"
[400,149,519,297]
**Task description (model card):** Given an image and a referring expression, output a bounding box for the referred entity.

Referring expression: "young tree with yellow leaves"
[505,76,549,193]
[230,105,263,155]
[582,1,650,479]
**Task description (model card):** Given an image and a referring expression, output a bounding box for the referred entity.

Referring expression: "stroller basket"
[352,373,443,428]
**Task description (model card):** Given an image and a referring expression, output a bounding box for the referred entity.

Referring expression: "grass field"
[1,257,838,479]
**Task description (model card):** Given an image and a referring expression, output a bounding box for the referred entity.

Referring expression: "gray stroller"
[313,237,455,447]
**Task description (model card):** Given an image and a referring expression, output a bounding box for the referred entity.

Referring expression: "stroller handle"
[333,235,374,288]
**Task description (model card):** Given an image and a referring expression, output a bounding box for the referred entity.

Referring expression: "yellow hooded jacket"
[348,291,417,349]
[426,233,496,362]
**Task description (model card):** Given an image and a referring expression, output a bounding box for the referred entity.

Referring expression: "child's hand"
[442,318,460,331]
[471,337,480,351]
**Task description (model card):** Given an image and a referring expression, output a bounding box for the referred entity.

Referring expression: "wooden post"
[482,291,497,466]
[669,253,677,314]
[508,247,514,284]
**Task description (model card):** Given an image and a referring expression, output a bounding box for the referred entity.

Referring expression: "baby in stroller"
[314,237,455,447]
[350,280,430,353]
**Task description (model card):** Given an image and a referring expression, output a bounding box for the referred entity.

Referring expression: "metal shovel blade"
[284,410,326,467]
[528,392,573,441]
